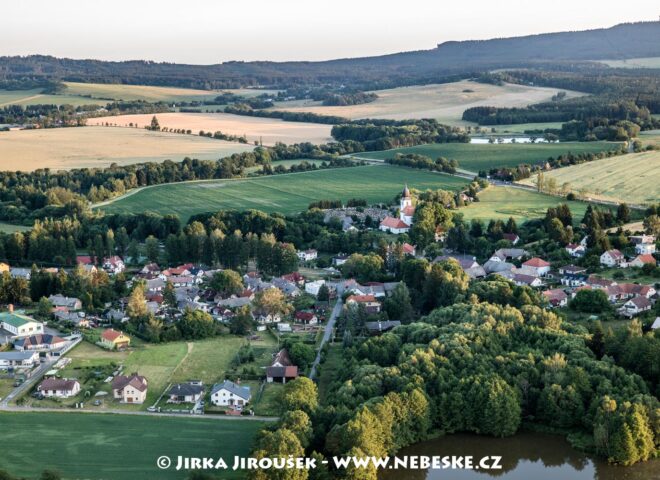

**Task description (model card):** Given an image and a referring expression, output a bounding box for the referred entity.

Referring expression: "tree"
[210,270,243,297]
[383,282,414,323]
[178,309,216,339]
[127,284,148,320]
[570,289,611,313]
[253,288,291,317]
[249,429,307,480]
[144,236,160,263]
[616,203,631,224]
[317,284,330,302]
[341,253,384,283]
[149,115,161,131]
[280,410,313,448]
[282,377,318,414]
[163,281,176,308]
[37,296,53,318]
[229,306,254,335]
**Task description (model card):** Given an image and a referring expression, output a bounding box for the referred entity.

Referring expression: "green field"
[481,122,564,134]
[352,142,621,173]
[0,411,264,480]
[460,186,595,224]
[0,88,107,107]
[519,151,660,206]
[99,165,468,221]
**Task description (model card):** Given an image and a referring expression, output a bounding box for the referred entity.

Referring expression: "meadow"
[87,112,333,146]
[0,88,108,107]
[0,127,254,171]
[268,80,585,124]
[351,141,621,173]
[99,165,469,221]
[0,411,265,480]
[519,151,660,206]
[461,186,595,224]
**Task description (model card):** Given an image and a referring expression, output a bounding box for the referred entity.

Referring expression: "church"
[379,185,415,234]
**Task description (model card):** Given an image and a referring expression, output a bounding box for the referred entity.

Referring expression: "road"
[0,404,277,420]
[309,299,342,381]
[0,360,55,407]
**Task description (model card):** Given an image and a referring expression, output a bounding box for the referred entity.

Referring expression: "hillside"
[1,22,659,89]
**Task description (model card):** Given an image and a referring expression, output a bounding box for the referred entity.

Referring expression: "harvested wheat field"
[0,127,254,171]
[87,112,333,146]
[63,82,277,103]
[519,151,660,206]
[268,80,585,124]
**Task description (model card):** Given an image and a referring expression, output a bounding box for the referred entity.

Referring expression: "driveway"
[309,300,342,380]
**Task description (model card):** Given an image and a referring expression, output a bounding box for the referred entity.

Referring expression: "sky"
[2,1,659,64]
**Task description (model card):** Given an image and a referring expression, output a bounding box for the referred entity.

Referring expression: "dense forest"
[1,22,659,89]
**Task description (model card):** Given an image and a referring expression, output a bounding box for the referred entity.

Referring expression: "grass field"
[99,165,468,221]
[481,122,565,134]
[87,112,333,146]
[0,222,31,233]
[268,80,585,124]
[519,151,660,206]
[640,130,660,148]
[0,88,108,107]
[0,411,264,480]
[460,187,594,224]
[597,57,660,68]
[0,127,254,171]
[351,141,621,173]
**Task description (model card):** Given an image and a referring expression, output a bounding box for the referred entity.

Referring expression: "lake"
[379,432,658,480]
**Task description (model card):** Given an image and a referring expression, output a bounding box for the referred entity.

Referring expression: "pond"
[379,432,658,480]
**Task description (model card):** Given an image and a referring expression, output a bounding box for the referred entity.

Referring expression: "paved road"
[0,405,277,421]
[309,299,342,381]
[1,360,55,407]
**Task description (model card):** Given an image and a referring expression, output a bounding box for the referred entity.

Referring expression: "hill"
[1,22,659,89]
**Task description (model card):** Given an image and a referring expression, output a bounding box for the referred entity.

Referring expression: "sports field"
[519,151,660,205]
[0,127,253,171]
[351,141,621,173]
[87,112,333,146]
[62,82,277,103]
[461,187,595,224]
[99,165,468,220]
[268,80,585,124]
[0,411,265,480]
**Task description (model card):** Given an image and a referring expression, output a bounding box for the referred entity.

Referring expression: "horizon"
[2,1,659,64]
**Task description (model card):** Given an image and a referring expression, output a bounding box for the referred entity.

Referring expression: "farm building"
[0,309,44,338]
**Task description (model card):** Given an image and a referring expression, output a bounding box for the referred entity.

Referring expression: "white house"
[111,374,148,404]
[305,279,326,296]
[513,273,543,288]
[102,256,125,274]
[619,297,652,317]
[0,350,39,369]
[565,243,586,258]
[631,235,656,255]
[600,249,625,267]
[210,380,251,408]
[37,378,80,398]
[521,258,551,277]
[0,309,44,338]
[297,249,318,262]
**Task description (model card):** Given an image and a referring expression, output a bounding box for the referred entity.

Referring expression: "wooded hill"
[1,21,659,89]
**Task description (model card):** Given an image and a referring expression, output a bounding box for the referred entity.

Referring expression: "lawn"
[352,141,622,173]
[481,122,564,134]
[0,126,254,171]
[268,80,585,124]
[0,411,265,480]
[100,164,468,221]
[460,186,595,224]
[317,346,343,404]
[519,151,660,206]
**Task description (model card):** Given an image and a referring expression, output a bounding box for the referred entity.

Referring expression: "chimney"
[8,304,13,313]
[236,378,241,385]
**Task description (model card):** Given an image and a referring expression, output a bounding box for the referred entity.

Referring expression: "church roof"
[402,184,411,198]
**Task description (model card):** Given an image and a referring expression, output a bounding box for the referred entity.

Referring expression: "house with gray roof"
[167,382,205,403]
[210,380,251,407]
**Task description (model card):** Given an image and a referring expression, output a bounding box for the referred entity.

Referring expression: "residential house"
[0,262,10,273]
[0,309,44,338]
[0,350,39,369]
[402,243,416,256]
[651,317,660,330]
[587,275,616,289]
[543,289,568,307]
[434,254,486,279]
[332,254,349,266]
[631,235,656,255]
[483,260,515,275]
[140,263,161,275]
[629,254,656,268]
[619,297,652,317]
[14,334,66,352]
[490,248,529,262]
[211,380,251,407]
[48,294,82,311]
[166,382,205,404]
[600,249,625,267]
[102,256,125,274]
[297,249,318,261]
[271,277,301,297]
[521,258,551,277]
[565,243,586,258]
[217,296,252,309]
[345,294,381,314]
[111,373,148,404]
[365,320,401,336]
[513,273,543,288]
[10,268,31,280]
[277,323,292,332]
[266,348,299,384]
[100,329,131,350]
[37,378,80,398]
[559,265,588,287]
[53,311,90,328]
[502,233,520,245]
[305,279,326,297]
[294,311,318,325]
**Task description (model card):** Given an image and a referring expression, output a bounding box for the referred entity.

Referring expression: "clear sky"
[2,1,659,64]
